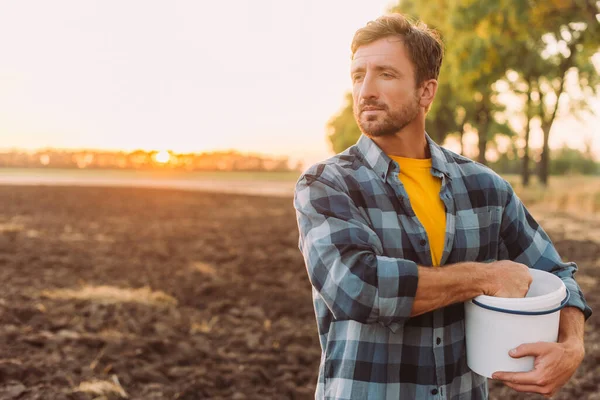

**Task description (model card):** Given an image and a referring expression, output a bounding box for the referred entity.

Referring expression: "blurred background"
[0,1,598,399]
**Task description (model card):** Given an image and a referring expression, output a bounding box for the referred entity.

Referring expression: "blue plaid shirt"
[293,134,591,400]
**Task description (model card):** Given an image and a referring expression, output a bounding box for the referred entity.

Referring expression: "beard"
[354,94,420,138]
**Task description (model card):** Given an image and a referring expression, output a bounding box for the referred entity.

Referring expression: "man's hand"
[492,307,586,398]
[491,341,584,397]
[484,260,532,298]
[411,261,532,317]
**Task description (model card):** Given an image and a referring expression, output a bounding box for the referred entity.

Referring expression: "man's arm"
[294,173,530,327]
[412,260,531,317]
[558,306,586,350]
[492,181,591,395]
[498,182,592,318]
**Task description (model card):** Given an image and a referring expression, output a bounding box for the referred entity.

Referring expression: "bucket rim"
[470,290,570,316]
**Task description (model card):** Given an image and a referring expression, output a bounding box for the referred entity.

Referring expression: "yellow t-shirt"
[388,155,446,266]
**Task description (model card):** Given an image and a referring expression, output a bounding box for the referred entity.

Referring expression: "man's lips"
[361,106,384,112]
[361,107,384,115]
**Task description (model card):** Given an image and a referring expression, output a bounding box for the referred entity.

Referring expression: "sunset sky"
[0,0,598,167]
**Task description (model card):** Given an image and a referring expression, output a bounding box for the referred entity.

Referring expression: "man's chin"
[359,123,397,138]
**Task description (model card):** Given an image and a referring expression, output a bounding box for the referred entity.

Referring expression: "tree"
[501,0,600,185]
[532,1,600,185]
[522,77,535,186]
[423,0,599,181]
[327,93,362,153]
[551,145,599,175]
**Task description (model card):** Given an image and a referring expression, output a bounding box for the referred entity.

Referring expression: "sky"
[0,0,598,168]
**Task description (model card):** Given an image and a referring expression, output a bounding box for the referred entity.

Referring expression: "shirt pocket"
[453,207,502,261]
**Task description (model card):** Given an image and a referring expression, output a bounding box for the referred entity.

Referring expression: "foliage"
[326,0,599,170]
[550,146,599,175]
[476,0,600,184]
[327,93,362,153]
[489,146,599,176]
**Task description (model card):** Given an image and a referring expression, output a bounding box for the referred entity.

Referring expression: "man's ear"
[419,79,438,110]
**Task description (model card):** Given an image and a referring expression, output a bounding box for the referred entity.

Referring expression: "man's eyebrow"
[350,64,402,75]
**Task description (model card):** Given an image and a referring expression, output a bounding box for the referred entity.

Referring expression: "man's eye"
[382,73,394,78]
[353,75,364,81]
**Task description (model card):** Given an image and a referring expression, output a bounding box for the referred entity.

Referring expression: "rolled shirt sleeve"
[294,172,419,327]
[500,182,592,320]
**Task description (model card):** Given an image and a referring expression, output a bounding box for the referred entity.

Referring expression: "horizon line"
[0,146,295,159]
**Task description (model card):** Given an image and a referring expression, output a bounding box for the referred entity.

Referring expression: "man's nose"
[359,73,378,101]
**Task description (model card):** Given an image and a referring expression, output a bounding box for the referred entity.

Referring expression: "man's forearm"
[411,262,488,317]
[558,306,585,349]
[410,260,532,317]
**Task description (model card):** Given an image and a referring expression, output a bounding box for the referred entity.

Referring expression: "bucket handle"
[471,291,570,316]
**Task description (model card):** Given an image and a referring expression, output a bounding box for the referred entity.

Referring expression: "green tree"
[404,0,599,177]
[531,0,599,185]
[497,0,600,185]
[550,146,599,175]
[327,93,362,153]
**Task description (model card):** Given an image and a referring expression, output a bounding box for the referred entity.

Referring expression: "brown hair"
[351,14,444,86]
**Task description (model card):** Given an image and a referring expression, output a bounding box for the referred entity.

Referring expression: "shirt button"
[431,388,439,395]
[436,337,441,345]
[419,239,427,246]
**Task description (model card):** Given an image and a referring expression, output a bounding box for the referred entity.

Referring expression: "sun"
[154,150,171,164]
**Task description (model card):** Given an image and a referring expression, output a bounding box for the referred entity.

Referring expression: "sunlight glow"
[154,151,171,164]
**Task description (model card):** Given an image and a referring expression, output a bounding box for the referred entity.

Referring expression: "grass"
[504,174,600,216]
[76,375,128,398]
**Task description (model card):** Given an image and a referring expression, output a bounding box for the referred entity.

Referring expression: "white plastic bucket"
[464,268,569,378]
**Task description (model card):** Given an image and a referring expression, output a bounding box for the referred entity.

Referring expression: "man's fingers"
[492,370,540,385]
[503,382,554,398]
[509,342,552,358]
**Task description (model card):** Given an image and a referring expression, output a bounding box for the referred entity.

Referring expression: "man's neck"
[369,121,430,159]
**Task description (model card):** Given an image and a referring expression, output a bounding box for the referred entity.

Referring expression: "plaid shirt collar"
[355,133,452,182]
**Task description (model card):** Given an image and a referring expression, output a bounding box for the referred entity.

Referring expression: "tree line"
[0,149,297,172]
[328,0,599,185]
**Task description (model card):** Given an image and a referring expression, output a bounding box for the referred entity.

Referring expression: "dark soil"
[0,186,597,400]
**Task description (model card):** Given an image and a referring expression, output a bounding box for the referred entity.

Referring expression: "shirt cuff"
[376,255,419,328]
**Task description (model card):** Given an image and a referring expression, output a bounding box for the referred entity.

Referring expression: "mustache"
[358,101,387,112]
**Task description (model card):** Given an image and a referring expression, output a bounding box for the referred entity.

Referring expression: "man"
[293,13,591,400]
